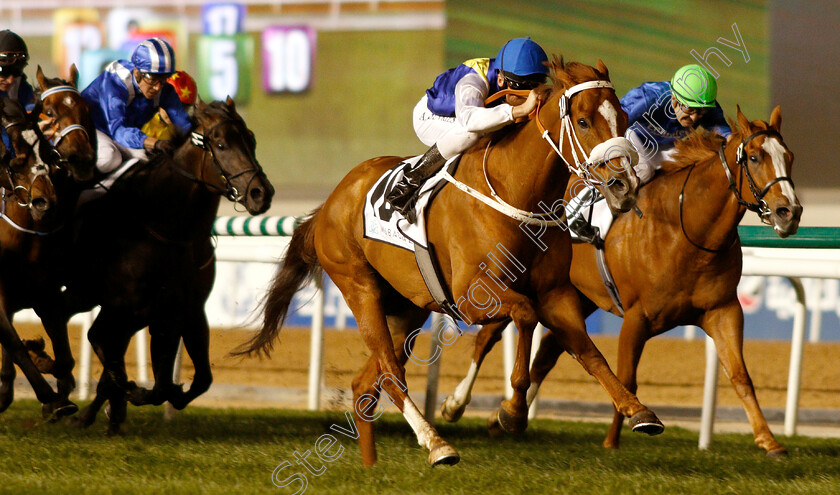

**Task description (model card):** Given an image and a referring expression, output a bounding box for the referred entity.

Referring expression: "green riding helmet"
[670,64,717,108]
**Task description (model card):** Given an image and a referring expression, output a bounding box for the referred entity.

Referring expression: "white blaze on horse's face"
[597,100,618,138]
[762,137,797,204]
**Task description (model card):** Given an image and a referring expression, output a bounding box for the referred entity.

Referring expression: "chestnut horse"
[240,57,665,467]
[443,106,800,457]
[0,97,79,419]
[64,98,274,435]
[0,67,98,417]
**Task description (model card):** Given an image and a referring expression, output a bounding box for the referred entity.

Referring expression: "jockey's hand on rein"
[154,139,177,157]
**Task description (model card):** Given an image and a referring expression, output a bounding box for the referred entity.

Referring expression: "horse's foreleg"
[0,347,15,412]
[441,320,507,423]
[700,302,786,457]
[604,310,650,449]
[526,330,566,408]
[0,309,75,418]
[539,285,663,435]
[85,309,134,434]
[170,310,213,410]
[36,306,76,400]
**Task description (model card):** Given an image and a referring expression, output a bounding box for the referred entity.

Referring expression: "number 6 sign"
[262,26,316,94]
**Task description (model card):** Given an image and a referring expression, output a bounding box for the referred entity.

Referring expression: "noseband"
[188,119,264,202]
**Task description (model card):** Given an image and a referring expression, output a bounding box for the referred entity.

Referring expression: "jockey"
[81,38,191,177]
[386,37,549,223]
[140,70,197,141]
[568,64,733,244]
[0,30,34,156]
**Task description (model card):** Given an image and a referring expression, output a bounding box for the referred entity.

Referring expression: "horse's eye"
[577,118,589,129]
[217,141,225,150]
[45,110,54,118]
[749,154,759,163]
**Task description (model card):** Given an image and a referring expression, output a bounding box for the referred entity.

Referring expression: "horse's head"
[731,105,801,237]
[35,65,97,182]
[545,56,639,214]
[189,97,274,214]
[0,97,58,222]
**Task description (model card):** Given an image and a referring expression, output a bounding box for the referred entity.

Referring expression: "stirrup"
[570,217,603,247]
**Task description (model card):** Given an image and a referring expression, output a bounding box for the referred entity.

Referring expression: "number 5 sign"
[197,34,254,104]
[262,26,316,94]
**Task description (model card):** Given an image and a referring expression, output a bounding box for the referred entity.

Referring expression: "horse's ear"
[69,64,79,88]
[552,54,572,87]
[596,59,610,80]
[769,105,782,132]
[225,96,236,110]
[195,96,207,112]
[736,104,751,133]
[36,66,46,91]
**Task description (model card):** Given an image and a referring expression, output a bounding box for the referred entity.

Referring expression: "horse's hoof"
[440,396,466,423]
[42,399,78,422]
[629,410,664,436]
[0,392,12,413]
[487,409,504,437]
[497,403,528,434]
[428,444,460,466]
[767,447,788,459]
[106,423,123,437]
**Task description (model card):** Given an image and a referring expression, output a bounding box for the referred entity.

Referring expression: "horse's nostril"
[250,188,263,202]
[775,206,791,219]
[31,197,49,211]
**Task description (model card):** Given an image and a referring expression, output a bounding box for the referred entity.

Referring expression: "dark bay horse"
[240,57,664,467]
[443,107,800,457]
[0,67,99,417]
[0,97,79,419]
[64,98,273,434]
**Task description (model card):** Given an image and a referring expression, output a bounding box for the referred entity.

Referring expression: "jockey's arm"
[453,72,514,133]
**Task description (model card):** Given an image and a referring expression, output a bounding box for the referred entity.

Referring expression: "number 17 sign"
[262,26,316,94]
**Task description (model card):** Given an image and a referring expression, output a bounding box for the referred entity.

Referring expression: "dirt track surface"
[18,324,840,411]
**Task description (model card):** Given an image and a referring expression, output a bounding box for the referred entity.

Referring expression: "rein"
[0,123,57,236]
[439,140,566,226]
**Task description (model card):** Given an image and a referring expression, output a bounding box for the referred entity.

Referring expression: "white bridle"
[540,80,638,185]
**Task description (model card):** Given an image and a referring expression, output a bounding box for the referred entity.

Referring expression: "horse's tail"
[233,206,324,358]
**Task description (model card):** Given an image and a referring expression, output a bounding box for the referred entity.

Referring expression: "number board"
[262,26,316,94]
[196,35,254,104]
[202,2,245,35]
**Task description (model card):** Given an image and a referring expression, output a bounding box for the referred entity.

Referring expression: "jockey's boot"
[385,144,446,224]
[569,216,603,248]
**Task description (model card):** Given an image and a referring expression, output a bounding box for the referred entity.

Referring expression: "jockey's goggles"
[677,101,708,117]
[502,72,546,91]
[140,72,171,87]
[0,51,27,66]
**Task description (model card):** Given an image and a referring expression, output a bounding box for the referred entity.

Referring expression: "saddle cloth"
[363,155,458,252]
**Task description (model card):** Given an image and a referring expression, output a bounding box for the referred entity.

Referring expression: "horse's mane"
[549,55,609,86]
[660,130,724,173]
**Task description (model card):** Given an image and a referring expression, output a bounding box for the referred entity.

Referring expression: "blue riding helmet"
[492,37,549,79]
[131,38,176,75]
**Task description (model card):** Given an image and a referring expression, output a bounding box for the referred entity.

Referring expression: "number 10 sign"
[262,26,316,94]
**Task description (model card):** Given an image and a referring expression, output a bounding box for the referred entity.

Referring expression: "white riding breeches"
[413,95,482,159]
[95,130,149,174]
